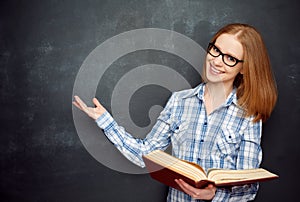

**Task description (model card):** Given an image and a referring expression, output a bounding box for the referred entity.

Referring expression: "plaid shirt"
[96,83,262,202]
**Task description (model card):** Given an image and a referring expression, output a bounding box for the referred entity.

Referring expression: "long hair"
[203,23,277,122]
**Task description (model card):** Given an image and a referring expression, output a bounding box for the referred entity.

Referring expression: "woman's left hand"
[175,179,216,200]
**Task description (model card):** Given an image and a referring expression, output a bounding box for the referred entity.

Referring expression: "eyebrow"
[214,43,241,59]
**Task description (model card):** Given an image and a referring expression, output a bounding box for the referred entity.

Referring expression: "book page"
[207,168,278,184]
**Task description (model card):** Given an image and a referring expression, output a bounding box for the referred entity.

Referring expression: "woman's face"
[205,33,244,87]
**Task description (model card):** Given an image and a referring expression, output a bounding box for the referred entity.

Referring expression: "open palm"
[73,96,106,120]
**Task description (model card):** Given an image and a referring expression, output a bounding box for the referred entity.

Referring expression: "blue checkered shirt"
[96,83,262,202]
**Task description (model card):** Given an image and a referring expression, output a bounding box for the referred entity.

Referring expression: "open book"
[142,150,278,190]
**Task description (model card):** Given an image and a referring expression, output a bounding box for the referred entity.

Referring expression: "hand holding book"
[175,179,217,200]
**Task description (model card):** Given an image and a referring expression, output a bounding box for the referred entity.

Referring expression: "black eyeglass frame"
[207,43,244,67]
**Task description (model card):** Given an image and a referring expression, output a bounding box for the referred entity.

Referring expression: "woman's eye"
[227,55,236,62]
[213,47,220,53]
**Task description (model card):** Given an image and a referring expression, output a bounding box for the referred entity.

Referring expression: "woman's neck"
[204,82,233,115]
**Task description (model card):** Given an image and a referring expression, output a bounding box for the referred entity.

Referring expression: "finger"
[74,96,87,109]
[178,179,195,190]
[175,179,196,197]
[205,184,216,191]
[176,179,216,200]
[207,184,217,195]
[72,101,82,110]
[93,98,102,107]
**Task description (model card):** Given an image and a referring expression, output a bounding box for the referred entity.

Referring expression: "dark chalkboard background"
[1,0,299,201]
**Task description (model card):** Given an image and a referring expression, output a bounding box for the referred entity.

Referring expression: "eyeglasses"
[207,43,244,67]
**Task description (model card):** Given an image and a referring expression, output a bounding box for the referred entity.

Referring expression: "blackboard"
[1,0,299,201]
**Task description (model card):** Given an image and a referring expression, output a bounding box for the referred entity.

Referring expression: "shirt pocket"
[216,127,242,157]
[170,120,191,150]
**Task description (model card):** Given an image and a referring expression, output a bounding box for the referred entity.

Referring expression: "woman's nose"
[213,55,223,66]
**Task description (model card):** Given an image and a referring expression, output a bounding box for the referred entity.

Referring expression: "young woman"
[73,23,277,201]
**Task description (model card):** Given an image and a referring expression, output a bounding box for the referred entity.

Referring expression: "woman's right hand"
[72,95,107,120]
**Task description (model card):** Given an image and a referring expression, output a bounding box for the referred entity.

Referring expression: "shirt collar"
[182,83,238,106]
[225,88,238,106]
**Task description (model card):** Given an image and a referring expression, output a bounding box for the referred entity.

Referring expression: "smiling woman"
[73,23,278,202]
[204,33,245,112]
[203,24,277,122]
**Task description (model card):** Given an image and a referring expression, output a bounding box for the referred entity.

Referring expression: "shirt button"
[200,139,204,143]
[203,122,207,126]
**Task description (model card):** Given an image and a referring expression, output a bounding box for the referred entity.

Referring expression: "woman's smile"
[209,63,225,75]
